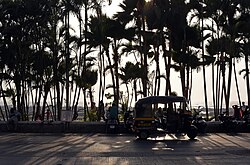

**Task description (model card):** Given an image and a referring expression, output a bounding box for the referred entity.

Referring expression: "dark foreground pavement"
[0,133,249,165]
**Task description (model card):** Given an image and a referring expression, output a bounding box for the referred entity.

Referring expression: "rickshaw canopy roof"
[135,96,187,108]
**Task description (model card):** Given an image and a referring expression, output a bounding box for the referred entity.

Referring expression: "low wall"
[0,121,129,133]
[0,121,109,133]
[0,121,249,133]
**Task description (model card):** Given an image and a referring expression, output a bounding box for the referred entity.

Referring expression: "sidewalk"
[0,133,249,165]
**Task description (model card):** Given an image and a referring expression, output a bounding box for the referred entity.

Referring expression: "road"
[0,133,249,165]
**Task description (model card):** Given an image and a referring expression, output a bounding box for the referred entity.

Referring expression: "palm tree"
[117,0,150,98]
[0,0,39,119]
[207,0,243,115]
[120,61,143,106]
[87,14,116,99]
[137,0,149,97]
[144,0,172,96]
[237,2,250,108]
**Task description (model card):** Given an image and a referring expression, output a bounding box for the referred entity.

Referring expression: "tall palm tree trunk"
[233,59,241,106]
[244,44,250,107]
[0,81,7,121]
[202,56,209,120]
[137,1,148,97]
[164,32,172,96]
[134,80,138,102]
[225,58,233,116]
[154,46,160,96]
[142,17,148,97]
[65,11,70,113]
[212,62,217,120]
[98,45,104,104]
[200,7,209,120]
[113,39,119,106]
[83,1,88,121]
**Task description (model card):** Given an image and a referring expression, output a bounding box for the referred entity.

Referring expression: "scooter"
[219,111,239,133]
[192,109,207,134]
[242,108,250,129]
[106,117,119,134]
[124,113,134,132]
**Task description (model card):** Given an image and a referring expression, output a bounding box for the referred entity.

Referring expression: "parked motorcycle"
[106,118,119,134]
[192,109,207,134]
[218,104,250,133]
[124,111,134,132]
[219,109,239,133]
[105,104,119,134]
[242,107,250,130]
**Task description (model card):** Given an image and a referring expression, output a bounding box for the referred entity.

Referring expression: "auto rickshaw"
[132,96,198,140]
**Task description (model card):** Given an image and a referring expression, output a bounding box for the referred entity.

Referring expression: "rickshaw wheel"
[187,125,198,140]
[137,131,148,140]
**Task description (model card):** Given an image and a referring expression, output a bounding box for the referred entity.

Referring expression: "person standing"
[90,102,97,121]
[241,102,248,117]
[109,102,119,124]
[98,100,105,121]
[7,108,21,131]
[46,108,52,122]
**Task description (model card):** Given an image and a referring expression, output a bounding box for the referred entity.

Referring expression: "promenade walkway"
[0,133,249,165]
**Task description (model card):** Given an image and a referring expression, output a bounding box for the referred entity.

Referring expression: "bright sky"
[102,0,123,17]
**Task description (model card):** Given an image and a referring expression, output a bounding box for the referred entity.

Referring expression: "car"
[132,96,198,140]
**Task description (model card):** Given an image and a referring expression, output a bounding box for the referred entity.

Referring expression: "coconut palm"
[237,2,250,108]
[116,0,154,100]
[206,0,245,115]
[143,0,173,96]
[120,61,143,106]
[0,0,45,119]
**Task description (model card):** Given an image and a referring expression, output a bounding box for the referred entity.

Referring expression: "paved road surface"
[0,133,249,165]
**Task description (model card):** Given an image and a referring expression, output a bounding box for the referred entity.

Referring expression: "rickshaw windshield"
[134,96,189,118]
